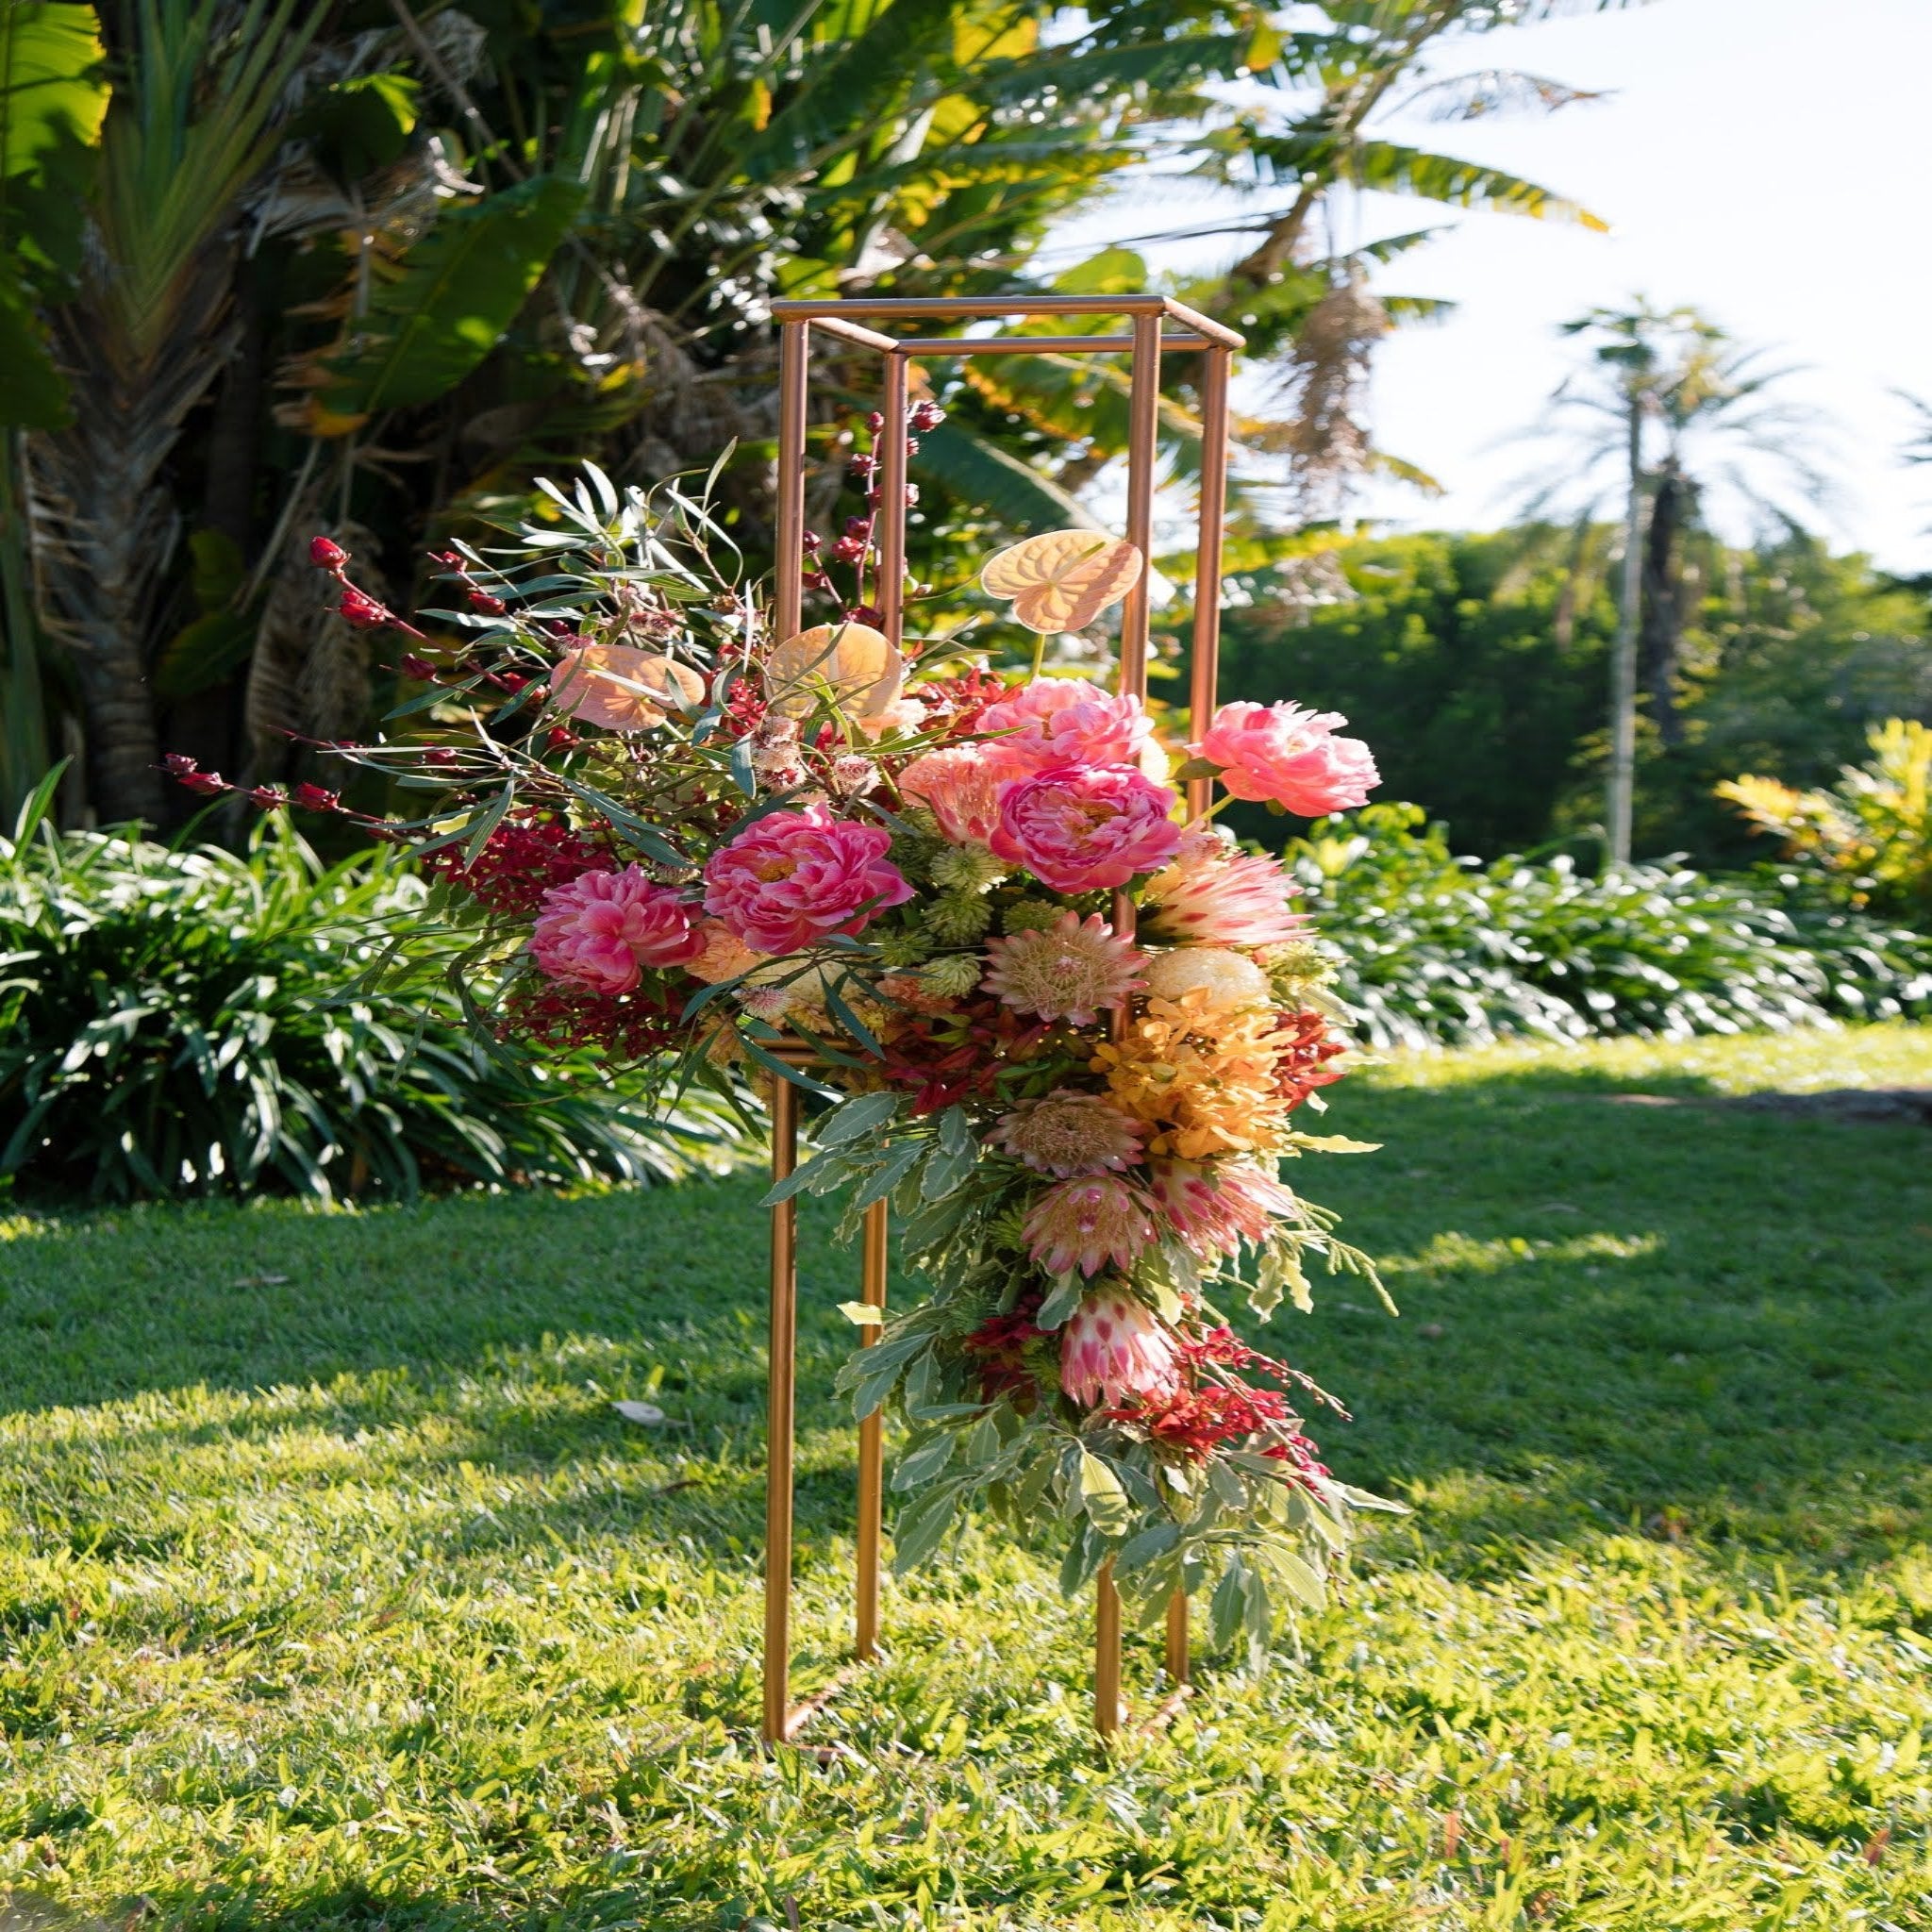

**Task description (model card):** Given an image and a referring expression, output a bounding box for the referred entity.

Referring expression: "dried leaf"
[766,622,902,718]
[551,645,705,731]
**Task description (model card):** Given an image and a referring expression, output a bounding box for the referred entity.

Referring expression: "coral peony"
[989,764,1181,893]
[1195,701,1379,813]
[1058,1285,1183,1407]
[897,742,1024,845]
[1142,843,1308,947]
[991,1092,1146,1177]
[703,805,912,954]
[1148,1158,1298,1258]
[975,677,1156,774]
[684,917,766,983]
[981,910,1146,1024]
[530,865,704,993]
[1024,1176,1158,1279]
[1142,945,1272,1013]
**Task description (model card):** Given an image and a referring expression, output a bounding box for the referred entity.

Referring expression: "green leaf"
[813,1091,901,1147]
[0,3,108,185]
[0,270,66,427]
[1077,1448,1131,1537]
[890,1480,958,1574]
[912,420,1096,533]
[315,175,586,427]
[852,1137,924,1209]
[890,1431,957,1492]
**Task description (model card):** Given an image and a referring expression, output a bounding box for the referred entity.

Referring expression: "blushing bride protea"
[1148,1158,1299,1259]
[1022,1174,1157,1277]
[991,1092,1146,1178]
[981,909,1146,1025]
[1058,1284,1183,1407]
[1141,841,1308,948]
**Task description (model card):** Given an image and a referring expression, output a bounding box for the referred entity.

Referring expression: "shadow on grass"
[2,1060,1928,1583]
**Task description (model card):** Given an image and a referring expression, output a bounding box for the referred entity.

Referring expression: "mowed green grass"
[1,1025,1928,1931]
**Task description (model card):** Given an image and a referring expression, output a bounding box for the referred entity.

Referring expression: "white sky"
[1042,0,1932,571]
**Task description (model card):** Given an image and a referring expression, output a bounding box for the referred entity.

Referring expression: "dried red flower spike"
[339,588,386,629]
[292,782,341,812]
[468,591,507,616]
[178,770,226,796]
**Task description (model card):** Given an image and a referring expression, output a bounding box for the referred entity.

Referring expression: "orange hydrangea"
[1089,990,1291,1158]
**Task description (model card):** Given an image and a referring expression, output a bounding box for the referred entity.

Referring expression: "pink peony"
[991,1092,1146,1177]
[975,677,1156,774]
[529,866,704,993]
[1059,1285,1183,1407]
[1141,842,1308,947]
[703,804,912,955]
[981,909,1146,1025]
[1023,1175,1157,1278]
[1148,1158,1298,1259]
[896,742,1024,845]
[989,764,1182,893]
[1195,701,1379,813]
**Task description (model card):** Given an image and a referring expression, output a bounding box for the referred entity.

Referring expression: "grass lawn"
[1,1024,1928,1931]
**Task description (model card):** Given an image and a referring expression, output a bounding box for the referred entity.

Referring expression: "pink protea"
[975,677,1156,774]
[1023,1175,1158,1279]
[703,804,913,954]
[991,1092,1146,1177]
[1194,701,1379,814]
[1058,1285,1183,1407]
[1148,1158,1299,1259]
[989,764,1181,893]
[981,910,1146,1024]
[1141,843,1309,947]
[529,866,704,993]
[897,742,1024,845]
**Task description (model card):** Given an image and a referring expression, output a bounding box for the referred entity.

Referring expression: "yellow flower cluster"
[1089,990,1289,1159]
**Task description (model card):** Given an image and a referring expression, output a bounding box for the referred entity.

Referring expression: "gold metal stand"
[758,292,1241,1744]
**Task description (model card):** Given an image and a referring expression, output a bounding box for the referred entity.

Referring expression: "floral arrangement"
[170,443,1399,1656]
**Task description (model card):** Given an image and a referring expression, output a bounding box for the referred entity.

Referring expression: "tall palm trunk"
[21,0,309,826]
[1607,392,1643,864]
[1639,459,1690,747]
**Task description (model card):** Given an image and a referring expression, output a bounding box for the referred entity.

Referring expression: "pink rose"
[990,764,1182,894]
[975,678,1155,774]
[703,804,913,954]
[530,865,704,993]
[1194,701,1379,813]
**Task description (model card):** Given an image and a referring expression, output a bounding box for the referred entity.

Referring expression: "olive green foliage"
[1215,529,1932,868]
[1293,803,1932,1048]
[0,1025,1926,1925]
[0,788,733,1201]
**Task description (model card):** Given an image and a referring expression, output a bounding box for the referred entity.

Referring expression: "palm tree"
[1515,303,1835,861]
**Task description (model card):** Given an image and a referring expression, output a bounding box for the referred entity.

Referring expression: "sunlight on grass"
[0,1029,1927,1928]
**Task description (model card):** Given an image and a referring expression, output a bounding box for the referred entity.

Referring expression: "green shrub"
[1294,804,1932,1048]
[0,779,738,1201]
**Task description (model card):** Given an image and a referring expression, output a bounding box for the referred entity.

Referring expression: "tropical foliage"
[0,774,734,1201]
[1291,803,1932,1048]
[1719,716,1932,923]
[1215,527,1932,866]
[0,0,1628,827]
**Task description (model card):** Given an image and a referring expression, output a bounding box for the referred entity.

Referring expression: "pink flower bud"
[308,536,347,569]
[339,588,385,630]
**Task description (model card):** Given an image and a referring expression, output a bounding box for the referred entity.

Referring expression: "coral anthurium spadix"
[172,448,1401,1661]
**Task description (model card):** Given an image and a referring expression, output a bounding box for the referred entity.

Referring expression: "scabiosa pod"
[1058,1284,1183,1407]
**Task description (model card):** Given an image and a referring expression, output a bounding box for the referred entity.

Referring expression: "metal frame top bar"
[772,293,1245,350]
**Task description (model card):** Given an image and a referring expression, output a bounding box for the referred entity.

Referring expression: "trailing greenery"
[0,1025,1926,1925]
[1292,804,1932,1050]
[0,778,735,1201]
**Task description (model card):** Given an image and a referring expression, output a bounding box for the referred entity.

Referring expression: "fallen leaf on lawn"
[231,1274,290,1288]
[612,1401,666,1425]
[979,529,1141,633]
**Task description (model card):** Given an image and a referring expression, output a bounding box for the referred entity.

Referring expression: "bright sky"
[1044,0,1932,571]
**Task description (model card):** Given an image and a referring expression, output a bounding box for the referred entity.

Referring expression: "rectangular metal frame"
[762,293,1241,1743]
